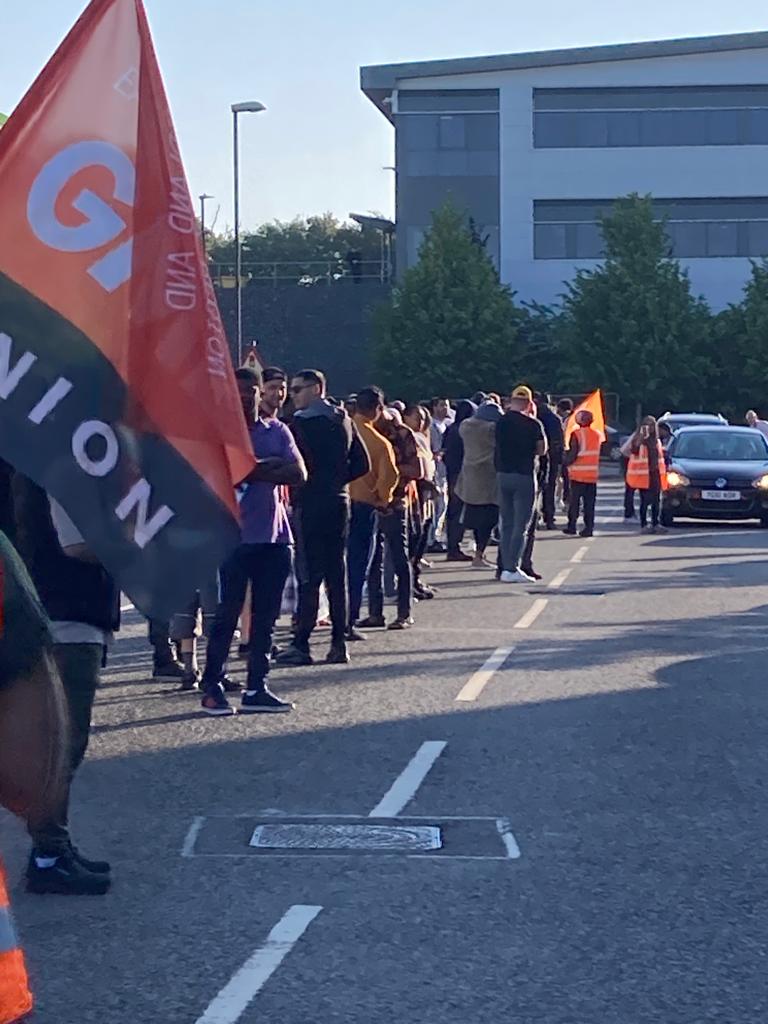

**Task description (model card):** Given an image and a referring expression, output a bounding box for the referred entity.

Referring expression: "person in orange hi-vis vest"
[0,530,68,1023]
[627,416,669,533]
[562,410,601,537]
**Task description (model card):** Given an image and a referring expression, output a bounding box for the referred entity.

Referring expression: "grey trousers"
[498,472,537,572]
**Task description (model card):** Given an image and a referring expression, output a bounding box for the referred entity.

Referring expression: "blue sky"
[3,1,766,231]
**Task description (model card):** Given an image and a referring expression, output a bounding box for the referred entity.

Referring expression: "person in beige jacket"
[347,387,399,634]
[455,401,502,568]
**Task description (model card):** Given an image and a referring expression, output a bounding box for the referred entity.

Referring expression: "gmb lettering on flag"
[0,0,255,619]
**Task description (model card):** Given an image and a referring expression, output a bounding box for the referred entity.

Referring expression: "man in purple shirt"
[201,366,307,715]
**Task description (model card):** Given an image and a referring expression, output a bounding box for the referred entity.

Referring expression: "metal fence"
[209,258,391,289]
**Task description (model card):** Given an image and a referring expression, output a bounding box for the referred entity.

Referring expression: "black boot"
[69,843,111,874]
[27,851,111,895]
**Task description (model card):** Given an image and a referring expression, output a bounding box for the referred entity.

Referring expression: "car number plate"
[701,490,740,501]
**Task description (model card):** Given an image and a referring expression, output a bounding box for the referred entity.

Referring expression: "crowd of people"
[0,370,615,899]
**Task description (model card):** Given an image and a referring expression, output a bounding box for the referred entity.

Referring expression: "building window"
[533,197,768,259]
[398,89,499,113]
[533,86,768,148]
[399,111,499,177]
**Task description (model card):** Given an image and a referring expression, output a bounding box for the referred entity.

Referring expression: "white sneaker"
[500,568,535,584]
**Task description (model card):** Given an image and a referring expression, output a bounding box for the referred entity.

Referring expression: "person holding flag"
[562,390,605,538]
[0,0,256,627]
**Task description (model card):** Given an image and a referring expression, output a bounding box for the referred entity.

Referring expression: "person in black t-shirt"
[495,387,547,584]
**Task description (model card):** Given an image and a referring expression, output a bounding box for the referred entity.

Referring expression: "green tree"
[561,194,712,424]
[374,201,521,397]
[207,213,383,281]
[710,260,768,419]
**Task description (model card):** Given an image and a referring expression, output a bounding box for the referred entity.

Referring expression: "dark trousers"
[368,508,412,620]
[148,618,175,664]
[203,543,292,693]
[561,465,571,504]
[521,501,538,571]
[640,487,661,527]
[295,501,349,649]
[411,514,433,592]
[446,483,465,553]
[568,481,597,534]
[541,456,561,526]
[621,456,636,517]
[347,501,377,627]
[29,643,102,856]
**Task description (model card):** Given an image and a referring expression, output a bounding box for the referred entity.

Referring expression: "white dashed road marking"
[194,905,322,1024]
[570,545,590,564]
[548,568,573,590]
[181,815,205,858]
[513,598,548,630]
[369,741,447,818]
[455,646,514,702]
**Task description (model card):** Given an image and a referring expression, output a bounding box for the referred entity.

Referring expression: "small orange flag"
[565,390,606,445]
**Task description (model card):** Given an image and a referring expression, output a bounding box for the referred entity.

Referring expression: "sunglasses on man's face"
[290,383,313,395]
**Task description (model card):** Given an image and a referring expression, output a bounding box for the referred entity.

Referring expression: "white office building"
[361,31,768,310]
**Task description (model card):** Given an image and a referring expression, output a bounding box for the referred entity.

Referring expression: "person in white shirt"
[745,410,768,439]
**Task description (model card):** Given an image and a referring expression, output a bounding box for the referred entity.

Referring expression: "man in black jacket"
[277,370,369,666]
[534,392,565,529]
[13,476,119,895]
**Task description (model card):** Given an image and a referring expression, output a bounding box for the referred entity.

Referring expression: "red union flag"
[0,0,255,618]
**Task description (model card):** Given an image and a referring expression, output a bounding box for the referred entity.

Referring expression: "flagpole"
[233,109,241,364]
[231,101,266,367]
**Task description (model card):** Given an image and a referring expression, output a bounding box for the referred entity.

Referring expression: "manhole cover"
[249,823,442,852]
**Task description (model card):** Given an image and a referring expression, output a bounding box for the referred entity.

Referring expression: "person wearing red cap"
[562,409,601,537]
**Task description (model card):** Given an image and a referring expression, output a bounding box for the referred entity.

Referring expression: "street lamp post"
[199,193,213,255]
[231,100,266,365]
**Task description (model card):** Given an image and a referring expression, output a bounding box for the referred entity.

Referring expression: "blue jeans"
[497,472,537,572]
[347,502,377,627]
[202,543,292,693]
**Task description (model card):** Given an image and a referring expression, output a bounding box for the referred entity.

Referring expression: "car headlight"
[667,470,690,487]
[752,474,768,489]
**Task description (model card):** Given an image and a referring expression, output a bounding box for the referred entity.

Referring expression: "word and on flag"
[0,0,255,619]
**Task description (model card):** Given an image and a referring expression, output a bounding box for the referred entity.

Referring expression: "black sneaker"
[521,566,543,581]
[200,690,235,716]
[388,616,414,631]
[153,659,185,683]
[275,645,314,667]
[26,852,111,895]
[326,643,350,664]
[180,669,201,692]
[446,550,472,563]
[221,674,244,693]
[414,586,436,600]
[237,643,251,659]
[427,541,447,554]
[240,690,294,714]
[562,528,577,536]
[356,616,386,629]
[68,844,111,875]
[579,530,594,538]
[346,627,367,641]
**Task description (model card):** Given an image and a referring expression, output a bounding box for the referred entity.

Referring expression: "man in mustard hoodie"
[347,387,399,638]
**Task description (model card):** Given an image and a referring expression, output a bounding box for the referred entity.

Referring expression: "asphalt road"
[3,475,768,1023]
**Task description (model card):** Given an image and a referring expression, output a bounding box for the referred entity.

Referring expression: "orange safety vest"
[569,427,601,484]
[0,863,31,1024]
[626,440,668,491]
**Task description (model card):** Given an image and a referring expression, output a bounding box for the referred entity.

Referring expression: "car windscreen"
[673,432,768,461]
